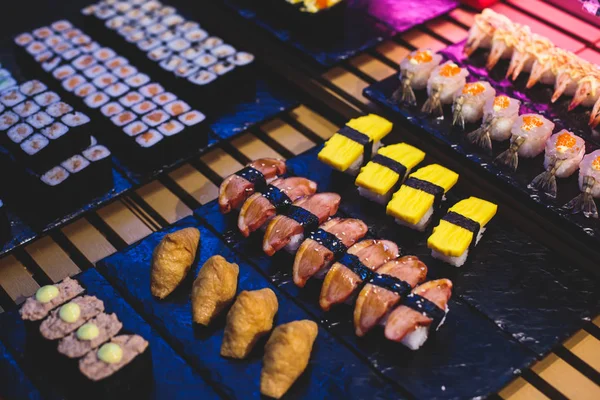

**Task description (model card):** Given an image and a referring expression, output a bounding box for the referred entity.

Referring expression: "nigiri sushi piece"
[355,143,426,205]
[384,279,453,350]
[353,256,427,337]
[218,158,286,214]
[221,288,278,359]
[467,95,521,153]
[392,49,442,106]
[292,218,368,287]
[238,177,317,237]
[568,73,600,111]
[529,130,585,198]
[464,8,512,56]
[263,193,341,256]
[551,58,590,103]
[452,81,496,129]
[422,61,469,117]
[505,34,553,81]
[526,47,571,89]
[486,24,531,71]
[318,114,392,175]
[427,197,498,267]
[319,239,399,311]
[386,164,459,231]
[191,255,239,326]
[261,320,318,399]
[494,114,555,171]
[564,150,600,218]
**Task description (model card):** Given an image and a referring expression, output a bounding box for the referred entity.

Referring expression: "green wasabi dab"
[59,302,81,323]
[35,285,59,304]
[98,343,122,364]
[77,323,99,340]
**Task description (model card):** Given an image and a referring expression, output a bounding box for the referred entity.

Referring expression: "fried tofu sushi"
[218,158,286,214]
[318,114,392,176]
[221,288,278,359]
[191,255,239,326]
[353,256,427,337]
[150,227,200,299]
[261,320,318,399]
[427,197,498,267]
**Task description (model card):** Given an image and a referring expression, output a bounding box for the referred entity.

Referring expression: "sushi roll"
[13,101,40,118]
[20,80,47,96]
[162,14,184,28]
[201,37,223,50]
[39,296,105,340]
[157,29,178,43]
[26,112,53,129]
[193,53,217,68]
[52,20,72,32]
[125,30,146,44]
[486,24,531,71]
[262,192,341,256]
[71,34,92,46]
[210,62,235,76]
[393,49,442,106]
[422,61,469,117]
[0,111,19,131]
[72,54,97,70]
[73,83,97,99]
[8,123,34,144]
[20,277,85,322]
[1,89,26,107]
[139,83,164,98]
[185,29,208,43]
[85,92,110,109]
[452,81,496,129]
[62,112,90,128]
[160,55,184,71]
[211,44,236,59]
[494,114,555,171]
[62,75,86,92]
[386,164,459,231]
[164,100,190,116]
[529,130,585,197]
[384,279,453,350]
[467,95,521,153]
[229,52,255,67]
[82,144,113,191]
[40,166,70,190]
[14,33,34,47]
[157,120,184,137]
[464,9,512,56]
[148,46,172,62]
[110,111,136,127]
[353,256,428,337]
[167,38,191,52]
[35,51,54,63]
[141,110,169,127]
[53,65,77,81]
[119,91,144,107]
[93,73,118,89]
[318,114,393,175]
[41,122,69,140]
[42,56,61,72]
[26,41,48,56]
[132,100,157,115]
[355,143,426,205]
[218,158,287,213]
[81,42,100,54]
[564,150,600,218]
[113,65,137,80]
[57,313,123,359]
[138,38,161,52]
[34,91,60,107]
[189,70,217,86]
[46,102,73,118]
[147,23,167,36]
[93,48,116,62]
[427,197,498,267]
[123,121,148,137]
[125,73,151,88]
[319,239,399,311]
[101,102,125,117]
[178,110,205,127]
[105,56,129,70]
[78,335,151,398]
[174,63,198,78]
[292,218,368,287]
[181,47,203,61]
[105,82,130,98]
[176,21,199,33]
[153,92,176,105]
[53,41,72,54]
[238,177,318,237]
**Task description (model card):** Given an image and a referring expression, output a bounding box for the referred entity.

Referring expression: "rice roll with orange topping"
[422,61,469,117]
[529,130,585,198]
[452,81,496,129]
[394,49,442,106]
[467,95,521,153]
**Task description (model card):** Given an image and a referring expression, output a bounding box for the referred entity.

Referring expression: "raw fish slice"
[263,193,341,256]
[238,177,317,237]
[384,279,453,344]
[292,218,368,287]
[353,256,427,337]
[218,158,286,214]
[319,240,399,311]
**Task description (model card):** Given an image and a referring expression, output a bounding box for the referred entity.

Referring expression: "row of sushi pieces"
[397,48,600,218]
[216,158,458,351]
[14,21,207,163]
[286,0,344,13]
[19,277,151,397]
[82,0,255,86]
[464,8,600,126]
[149,227,316,399]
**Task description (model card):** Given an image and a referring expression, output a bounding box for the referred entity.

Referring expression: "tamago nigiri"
[393,49,442,106]
[467,95,521,153]
[452,81,496,129]
[422,61,469,117]
[564,150,600,218]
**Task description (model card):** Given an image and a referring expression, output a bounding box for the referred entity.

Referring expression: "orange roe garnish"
[593,156,600,171]
[439,63,461,77]
[463,82,486,95]
[555,132,577,153]
[407,50,433,65]
[521,116,544,131]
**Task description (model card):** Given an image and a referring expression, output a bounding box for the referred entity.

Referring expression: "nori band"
[235,167,267,192]
[338,253,375,282]
[402,293,446,329]
[368,274,412,297]
[372,154,407,178]
[285,206,320,235]
[338,125,373,163]
[404,177,444,208]
[263,185,293,214]
[307,229,348,260]
[443,211,481,251]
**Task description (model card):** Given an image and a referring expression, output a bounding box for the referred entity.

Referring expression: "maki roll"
[92,73,117,89]
[355,143,426,205]
[422,61,469,117]
[1,89,26,107]
[141,110,169,127]
[529,130,585,197]
[229,51,255,67]
[125,73,150,88]
[0,111,19,131]
[119,91,144,107]
[494,114,555,171]
[101,102,124,117]
[58,313,123,358]
[139,83,164,98]
[564,150,600,218]
[132,100,157,115]
[62,75,86,92]
[110,111,136,127]
[123,121,148,137]
[178,110,205,127]
[20,277,84,322]
[318,114,393,175]
[7,123,34,147]
[26,111,53,129]
[53,65,76,81]
[427,197,498,267]
[46,102,73,118]
[158,120,184,137]
[34,91,60,107]
[105,82,129,98]
[85,92,110,109]
[452,81,496,129]
[20,80,47,96]
[39,296,104,340]
[386,164,459,231]
[153,92,176,105]
[393,49,442,106]
[72,54,97,70]
[13,101,40,118]
[164,100,190,117]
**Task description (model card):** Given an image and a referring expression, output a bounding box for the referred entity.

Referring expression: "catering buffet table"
[0,0,599,399]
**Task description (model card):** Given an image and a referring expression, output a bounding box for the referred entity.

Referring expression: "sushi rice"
[84,92,110,108]
[21,133,49,155]
[13,101,40,118]
[105,82,130,98]
[135,129,164,147]
[100,102,124,117]
[178,110,205,126]
[46,102,73,118]
[61,154,90,173]
[125,73,151,88]
[34,91,60,107]
[7,123,33,143]
[41,166,70,186]
[41,122,69,140]
[73,83,97,98]
[158,120,184,136]
[110,111,136,127]
[123,121,148,137]
[27,111,53,129]
[83,65,108,79]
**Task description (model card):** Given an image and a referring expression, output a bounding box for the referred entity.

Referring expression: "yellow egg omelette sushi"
[386,164,459,231]
[318,114,392,176]
[427,197,498,267]
[355,143,425,205]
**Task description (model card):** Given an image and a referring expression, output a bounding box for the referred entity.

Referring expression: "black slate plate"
[196,146,600,398]
[96,217,403,400]
[362,44,600,262]
[0,268,221,400]
[0,339,46,400]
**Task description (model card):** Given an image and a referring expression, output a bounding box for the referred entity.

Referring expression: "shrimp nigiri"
[422,61,469,118]
[467,95,520,153]
[452,81,496,129]
[529,130,585,198]
[564,150,600,218]
[393,49,442,106]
